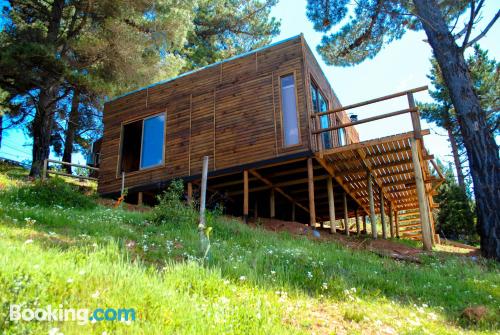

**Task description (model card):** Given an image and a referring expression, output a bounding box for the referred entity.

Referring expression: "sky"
[1,0,499,170]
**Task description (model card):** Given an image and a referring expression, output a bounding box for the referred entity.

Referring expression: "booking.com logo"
[9,304,136,325]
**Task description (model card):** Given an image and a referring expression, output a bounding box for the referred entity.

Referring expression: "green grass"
[0,165,499,334]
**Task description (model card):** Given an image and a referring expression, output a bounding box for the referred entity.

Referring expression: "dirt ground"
[248,217,479,262]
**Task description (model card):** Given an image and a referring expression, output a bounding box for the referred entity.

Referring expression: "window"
[141,114,165,169]
[310,82,332,149]
[120,113,165,173]
[338,127,346,146]
[280,75,300,146]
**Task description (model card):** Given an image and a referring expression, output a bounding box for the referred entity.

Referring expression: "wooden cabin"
[98,34,443,246]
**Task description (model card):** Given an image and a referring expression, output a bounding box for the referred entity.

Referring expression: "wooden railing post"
[408,92,422,140]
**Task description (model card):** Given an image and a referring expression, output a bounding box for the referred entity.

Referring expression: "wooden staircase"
[398,210,424,240]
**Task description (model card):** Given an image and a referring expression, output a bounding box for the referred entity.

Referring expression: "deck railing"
[310,86,428,153]
[42,159,99,182]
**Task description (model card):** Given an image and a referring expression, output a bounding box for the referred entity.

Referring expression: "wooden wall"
[301,38,360,148]
[98,36,310,195]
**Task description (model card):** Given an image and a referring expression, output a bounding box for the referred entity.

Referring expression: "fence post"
[199,156,210,258]
[42,159,48,181]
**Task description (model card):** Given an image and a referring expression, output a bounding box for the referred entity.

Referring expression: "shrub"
[150,179,197,226]
[0,177,96,209]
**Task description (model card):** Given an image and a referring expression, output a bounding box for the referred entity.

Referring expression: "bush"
[150,179,197,226]
[435,174,476,243]
[0,177,96,209]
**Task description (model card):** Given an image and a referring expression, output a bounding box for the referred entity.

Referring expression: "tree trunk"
[30,86,58,177]
[414,0,500,260]
[62,89,80,173]
[29,0,65,178]
[443,113,466,189]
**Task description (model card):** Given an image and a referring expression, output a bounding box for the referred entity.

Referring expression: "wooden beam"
[312,85,428,118]
[395,210,400,238]
[408,92,422,139]
[243,170,249,224]
[270,188,275,218]
[320,130,430,156]
[315,157,371,216]
[327,176,336,233]
[368,173,377,239]
[380,187,387,239]
[228,175,329,196]
[362,215,367,234]
[137,192,143,206]
[291,203,295,221]
[343,193,349,236]
[410,138,433,250]
[307,158,316,227]
[389,202,394,238]
[312,108,417,134]
[355,208,360,235]
[187,182,193,206]
[248,169,309,214]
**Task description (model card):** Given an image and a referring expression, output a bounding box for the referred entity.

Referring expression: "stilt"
[367,173,377,239]
[355,208,360,235]
[270,188,275,218]
[343,192,349,236]
[137,192,143,206]
[243,170,249,224]
[389,202,394,238]
[291,202,296,222]
[327,176,336,233]
[187,182,193,206]
[395,210,400,238]
[410,137,433,250]
[362,215,367,234]
[307,158,316,228]
[380,188,387,239]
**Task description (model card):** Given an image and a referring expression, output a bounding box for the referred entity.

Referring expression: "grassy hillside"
[0,163,498,334]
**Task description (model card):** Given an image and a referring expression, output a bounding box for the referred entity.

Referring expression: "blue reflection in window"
[140,114,165,169]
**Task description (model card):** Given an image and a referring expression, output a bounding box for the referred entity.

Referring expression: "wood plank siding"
[98,35,358,195]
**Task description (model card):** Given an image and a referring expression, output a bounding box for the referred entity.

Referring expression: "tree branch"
[463,8,500,48]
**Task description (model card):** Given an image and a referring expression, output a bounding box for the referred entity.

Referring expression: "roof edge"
[107,34,303,104]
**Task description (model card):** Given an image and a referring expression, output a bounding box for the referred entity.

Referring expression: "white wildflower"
[239,276,246,281]
[67,278,74,284]
[24,239,34,244]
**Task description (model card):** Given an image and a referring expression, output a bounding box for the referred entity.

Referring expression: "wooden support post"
[121,172,125,196]
[137,192,143,206]
[199,156,209,228]
[367,173,377,239]
[42,159,48,181]
[291,202,296,222]
[389,202,394,238]
[408,93,422,140]
[243,170,249,224]
[355,208,360,235]
[187,182,193,206]
[395,210,400,238]
[362,215,367,234]
[343,192,349,236]
[327,176,336,233]
[380,187,387,239]
[410,138,433,250]
[270,188,276,218]
[307,158,316,228]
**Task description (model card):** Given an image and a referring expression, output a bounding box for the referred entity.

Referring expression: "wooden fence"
[42,159,99,182]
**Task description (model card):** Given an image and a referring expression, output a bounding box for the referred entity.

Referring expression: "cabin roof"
[108,34,303,103]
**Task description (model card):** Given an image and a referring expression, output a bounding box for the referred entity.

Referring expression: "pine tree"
[305,0,500,260]
[419,46,499,190]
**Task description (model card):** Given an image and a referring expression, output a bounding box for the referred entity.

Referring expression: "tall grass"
[0,169,498,334]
